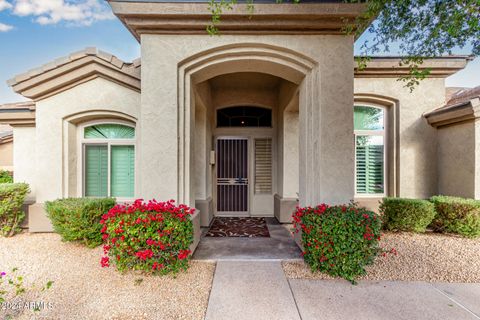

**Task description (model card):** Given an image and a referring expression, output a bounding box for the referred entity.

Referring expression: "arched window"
[82,123,135,199]
[217,106,272,127]
[354,106,386,196]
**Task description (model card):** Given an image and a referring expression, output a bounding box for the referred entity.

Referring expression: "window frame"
[354,104,387,198]
[216,106,273,128]
[79,120,136,201]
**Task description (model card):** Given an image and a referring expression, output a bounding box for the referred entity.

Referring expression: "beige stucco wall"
[437,121,475,198]
[141,34,356,207]
[476,121,480,200]
[13,127,36,200]
[34,77,140,203]
[277,80,299,199]
[354,77,445,199]
[0,141,13,171]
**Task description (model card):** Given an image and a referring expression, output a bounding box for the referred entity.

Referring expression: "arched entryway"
[193,69,300,221]
[178,44,315,226]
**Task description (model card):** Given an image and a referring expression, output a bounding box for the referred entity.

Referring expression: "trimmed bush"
[430,196,480,238]
[100,199,194,275]
[0,183,29,237]
[293,203,381,283]
[45,198,116,247]
[0,170,13,183]
[380,197,435,233]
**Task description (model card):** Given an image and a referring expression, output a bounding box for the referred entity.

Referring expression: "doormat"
[205,217,270,237]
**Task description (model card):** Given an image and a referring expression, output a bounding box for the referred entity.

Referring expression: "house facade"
[0,0,476,233]
[0,124,13,172]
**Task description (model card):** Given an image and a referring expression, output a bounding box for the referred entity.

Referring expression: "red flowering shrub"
[293,203,381,283]
[100,199,194,275]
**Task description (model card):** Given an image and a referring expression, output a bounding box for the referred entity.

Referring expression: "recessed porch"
[193,217,302,260]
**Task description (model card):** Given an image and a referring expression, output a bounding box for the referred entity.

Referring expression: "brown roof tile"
[0,101,36,111]
[7,47,140,88]
[445,86,480,107]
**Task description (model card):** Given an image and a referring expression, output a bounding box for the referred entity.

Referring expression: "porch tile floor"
[193,217,302,260]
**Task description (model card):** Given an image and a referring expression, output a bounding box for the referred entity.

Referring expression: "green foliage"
[348,0,479,89]
[0,268,53,316]
[380,197,436,233]
[430,196,480,238]
[293,203,381,284]
[100,200,195,275]
[206,0,300,34]
[45,197,116,248]
[0,170,13,183]
[0,183,29,237]
[207,0,479,89]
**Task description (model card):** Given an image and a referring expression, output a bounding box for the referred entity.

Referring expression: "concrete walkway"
[205,261,301,320]
[205,261,480,320]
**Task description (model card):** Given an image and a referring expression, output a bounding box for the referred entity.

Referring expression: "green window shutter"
[85,145,108,197]
[356,137,384,194]
[111,145,135,198]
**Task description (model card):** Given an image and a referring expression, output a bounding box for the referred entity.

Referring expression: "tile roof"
[0,101,36,111]
[0,101,36,127]
[424,86,480,127]
[7,48,141,100]
[445,86,480,107]
[0,131,12,144]
[7,47,140,88]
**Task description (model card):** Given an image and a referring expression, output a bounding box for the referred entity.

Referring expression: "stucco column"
[299,36,355,206]
[283,110,299,198]
[139,36,181,201]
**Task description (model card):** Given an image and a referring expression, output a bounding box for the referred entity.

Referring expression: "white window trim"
[77,120,137,202]
[354,104,387,198]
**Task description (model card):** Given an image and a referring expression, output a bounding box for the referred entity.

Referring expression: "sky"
[0,0,478,104]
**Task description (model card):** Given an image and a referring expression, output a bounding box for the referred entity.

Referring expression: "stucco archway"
[177,43,316,207]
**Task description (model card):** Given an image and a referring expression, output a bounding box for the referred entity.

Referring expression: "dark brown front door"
[216,137,248,214]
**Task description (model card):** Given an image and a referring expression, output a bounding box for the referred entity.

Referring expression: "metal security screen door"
[216,138,249,214]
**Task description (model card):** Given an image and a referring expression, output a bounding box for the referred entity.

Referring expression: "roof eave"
[108,0,367,40]
[355,56,471,78]
[424,97,480,128]
[7,48,141,101]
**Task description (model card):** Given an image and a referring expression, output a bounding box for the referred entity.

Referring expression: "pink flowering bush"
[100,199,194,275]
[293,203,381,283]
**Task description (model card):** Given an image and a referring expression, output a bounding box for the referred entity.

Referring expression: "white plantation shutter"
[356,143,384,194]
[255,138,272,194]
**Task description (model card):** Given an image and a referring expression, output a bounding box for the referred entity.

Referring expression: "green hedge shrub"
[0,170,13,183]
[380,197,436,233]
[0,183,29,237]
[430,196,480,238]
[293,203,381,283]
[100,199,194,275]
[45,198,116,247]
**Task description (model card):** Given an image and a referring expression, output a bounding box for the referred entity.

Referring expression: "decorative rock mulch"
[0,233,215,320]
[283,232,480,283]
[205,217,270,237]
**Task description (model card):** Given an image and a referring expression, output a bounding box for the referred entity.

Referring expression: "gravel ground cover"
[0,233,215,320]
[283,232,480,283]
